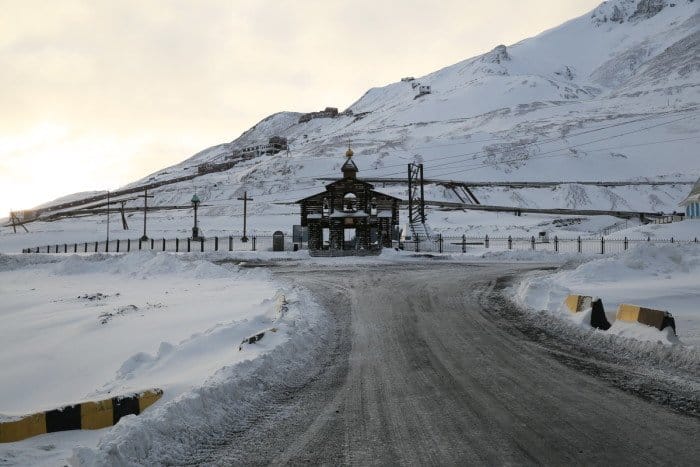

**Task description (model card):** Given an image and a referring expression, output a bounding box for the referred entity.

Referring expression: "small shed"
[296,148,400,256]
[681,177,700,219]
[417,85,431,96]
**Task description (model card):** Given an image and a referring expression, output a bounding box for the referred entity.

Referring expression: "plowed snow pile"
[0,252,324,466]
[515,243,700,347]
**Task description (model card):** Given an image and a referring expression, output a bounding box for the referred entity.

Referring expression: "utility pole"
[8,211,29,234]
[137,189,154,241]
[407,165,413,224]
[419,163,425,223]
[119,201,129,230]
[106,191,110,246]
[237,191,253,242]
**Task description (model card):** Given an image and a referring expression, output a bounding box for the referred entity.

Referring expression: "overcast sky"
[0,0,601,218]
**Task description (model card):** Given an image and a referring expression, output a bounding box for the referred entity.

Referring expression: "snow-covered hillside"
[3,0,699,249]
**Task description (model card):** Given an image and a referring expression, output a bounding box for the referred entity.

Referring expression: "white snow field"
[515,241,700,348]
[0,252,325,466]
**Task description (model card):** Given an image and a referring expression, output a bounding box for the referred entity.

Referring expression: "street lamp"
[191,193,202,240]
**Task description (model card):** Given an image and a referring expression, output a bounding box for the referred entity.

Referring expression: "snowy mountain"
[4,0,700,247]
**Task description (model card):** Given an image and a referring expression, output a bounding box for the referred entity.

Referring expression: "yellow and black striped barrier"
[616,304,676,334]
[563,295,610,330]
[0,388,162,443]
[564,294,593,313]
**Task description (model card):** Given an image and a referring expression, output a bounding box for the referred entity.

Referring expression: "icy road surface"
[173,262,699,465]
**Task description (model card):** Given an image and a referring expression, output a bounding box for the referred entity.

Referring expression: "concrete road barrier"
[616,304,676,334]
[0,389,162,443]
[563,295,610,330]
[564,295,593,313]
[239,328,278,351]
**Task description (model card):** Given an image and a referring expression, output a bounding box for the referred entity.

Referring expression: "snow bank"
[0,252,325,466]
[72,285,326,466]
[515,243,700,348]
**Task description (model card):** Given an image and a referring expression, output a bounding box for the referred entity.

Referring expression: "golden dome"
[345,147,354,158]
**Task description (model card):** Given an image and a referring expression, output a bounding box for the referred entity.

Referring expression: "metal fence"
[22,234,700,255]
[401,235,700,255]
[22,235,305,254]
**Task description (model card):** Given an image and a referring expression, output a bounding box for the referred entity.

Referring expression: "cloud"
[0,0,601,217]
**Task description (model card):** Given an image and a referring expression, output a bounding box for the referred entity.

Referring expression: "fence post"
[601,237,605,254]
[139,239,142,250]
[176,238,179,252]
[554,236,558,253]
[116,240,120,252]
[200,238,204,252]
[64,244,67,253]
[671,237,674,244]
[508,235,512,250]
[187,238,191,252]
[252,236,257,251]
[229,236,233,251]
[95,241,98,252]
[215,236,219,251]
[105,240,109,252]
[151,238,154,250]
[46,245,50,253]
[162,238,166,251]
[55,244,59,253]
[531,236,535,251]
[36,247,40,253]
[438,233,443,253]
[485,235,489,249]
[577,236,581,253]
[462,234,466,253]
[127,239,131,252]
[415,236,419,252]
[624,237,628,250]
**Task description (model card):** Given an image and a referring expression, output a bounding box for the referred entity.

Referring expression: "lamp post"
[191,193,201,240]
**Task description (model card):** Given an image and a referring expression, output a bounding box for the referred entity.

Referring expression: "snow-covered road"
[171,262,699,465]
